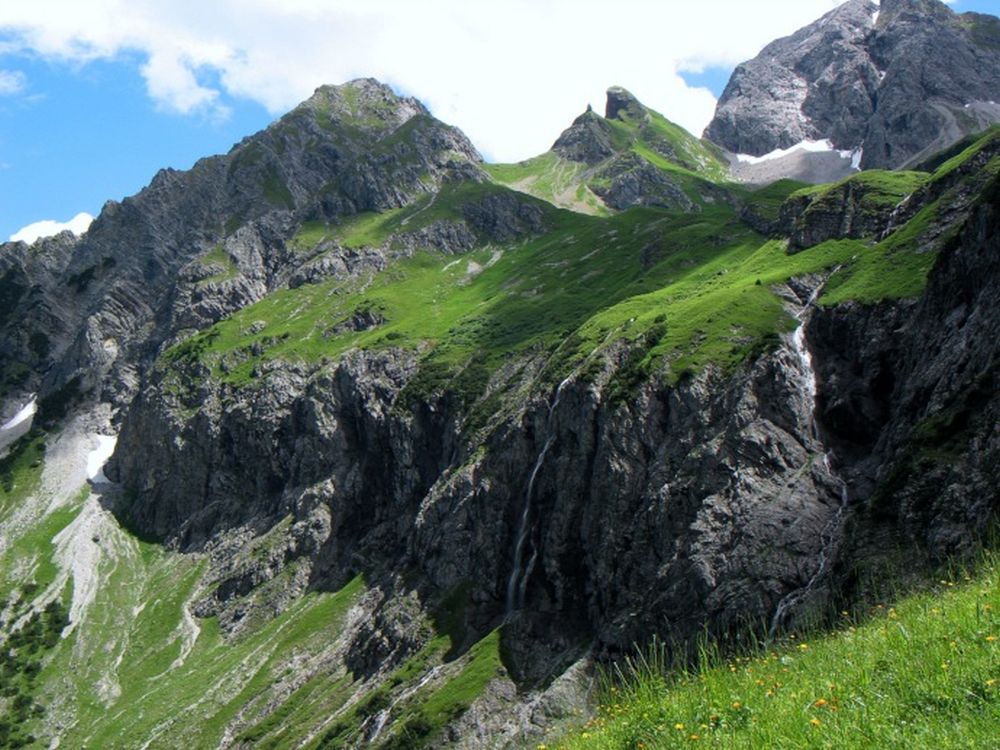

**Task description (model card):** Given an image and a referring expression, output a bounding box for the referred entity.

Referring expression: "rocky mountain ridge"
[706,0,1000,170]
[0,78,484,411]
[489,85,732,213]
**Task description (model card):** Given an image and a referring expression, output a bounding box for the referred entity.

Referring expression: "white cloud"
[10,212,94,243]
[0,69,26,95]
[0,0,848,161]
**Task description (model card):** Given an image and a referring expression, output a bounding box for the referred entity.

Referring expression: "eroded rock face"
[552,108,617,165]
[0,79,485,411]
[705,0,1000,169]
[813,180,1000,568]
[113,286,846,654]
[111,166,1000,669]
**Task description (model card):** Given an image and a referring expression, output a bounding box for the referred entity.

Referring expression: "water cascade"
[768,278,850,640]
[504,377,571,617]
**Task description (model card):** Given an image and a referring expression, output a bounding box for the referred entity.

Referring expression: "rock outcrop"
[706,0,1000,169]
[546,87,732,211]
[0,79,485,411]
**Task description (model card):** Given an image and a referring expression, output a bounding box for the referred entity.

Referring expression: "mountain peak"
[879,0,951,19]
[301,78,428,132]
[605,86,646,122]
[552,105,617,164]
[704,0,1000,170]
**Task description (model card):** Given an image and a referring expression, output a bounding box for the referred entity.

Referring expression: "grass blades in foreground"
[553,555,1000,749]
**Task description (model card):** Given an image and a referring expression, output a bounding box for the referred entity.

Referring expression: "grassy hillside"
[486,96,729,215]
[551,554,1000,750]
[0,426,506,749]
[163,166,946,417]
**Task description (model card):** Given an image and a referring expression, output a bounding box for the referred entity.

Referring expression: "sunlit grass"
[553,554,1000,750]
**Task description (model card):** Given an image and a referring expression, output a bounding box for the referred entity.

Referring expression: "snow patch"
[735,139,854,165]
[1,396,36,431]
[86,434,117,483]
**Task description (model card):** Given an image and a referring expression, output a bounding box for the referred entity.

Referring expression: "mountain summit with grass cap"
[705,0,1000,171]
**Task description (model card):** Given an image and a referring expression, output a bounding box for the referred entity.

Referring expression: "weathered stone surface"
[552,107,617,164]
[0,78,485,412]
[706,0,1000,169]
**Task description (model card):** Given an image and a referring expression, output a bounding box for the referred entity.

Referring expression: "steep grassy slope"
[485,152,610,216]
[0,424,505,749]
[486,89,730,214]
[163,167,947,411]
[553,554,1000,750]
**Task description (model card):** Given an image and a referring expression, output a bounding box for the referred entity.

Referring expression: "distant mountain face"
[705,0,1000,169]
[487,86,732,214]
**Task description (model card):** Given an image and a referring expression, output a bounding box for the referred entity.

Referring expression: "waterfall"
[880,194,912,240]
[504,376,572,617]
[768,276,850,640]
[367,665,443,742]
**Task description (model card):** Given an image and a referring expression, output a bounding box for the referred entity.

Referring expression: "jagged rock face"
[0,79,484,409]
[782,133,1000,251]
[113,286,845,657]
[545,87,732,212]
[814,178,1000,568]
[552,108,617,164]
[705,0,1000,169]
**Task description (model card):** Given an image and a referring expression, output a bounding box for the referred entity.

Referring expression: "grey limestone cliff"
[706,0,1000,169]
[0,79,484,411]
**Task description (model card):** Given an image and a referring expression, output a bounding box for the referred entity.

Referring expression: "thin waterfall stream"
[768,275,850,640]
[504,376,572,617]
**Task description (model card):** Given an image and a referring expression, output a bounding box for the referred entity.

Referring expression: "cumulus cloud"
[10,212,94,243]
[0,69,26,95]
[0,0,847,160]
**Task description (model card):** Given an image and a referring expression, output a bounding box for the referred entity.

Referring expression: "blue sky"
[0,0,997,241]
[0,52,273,241]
